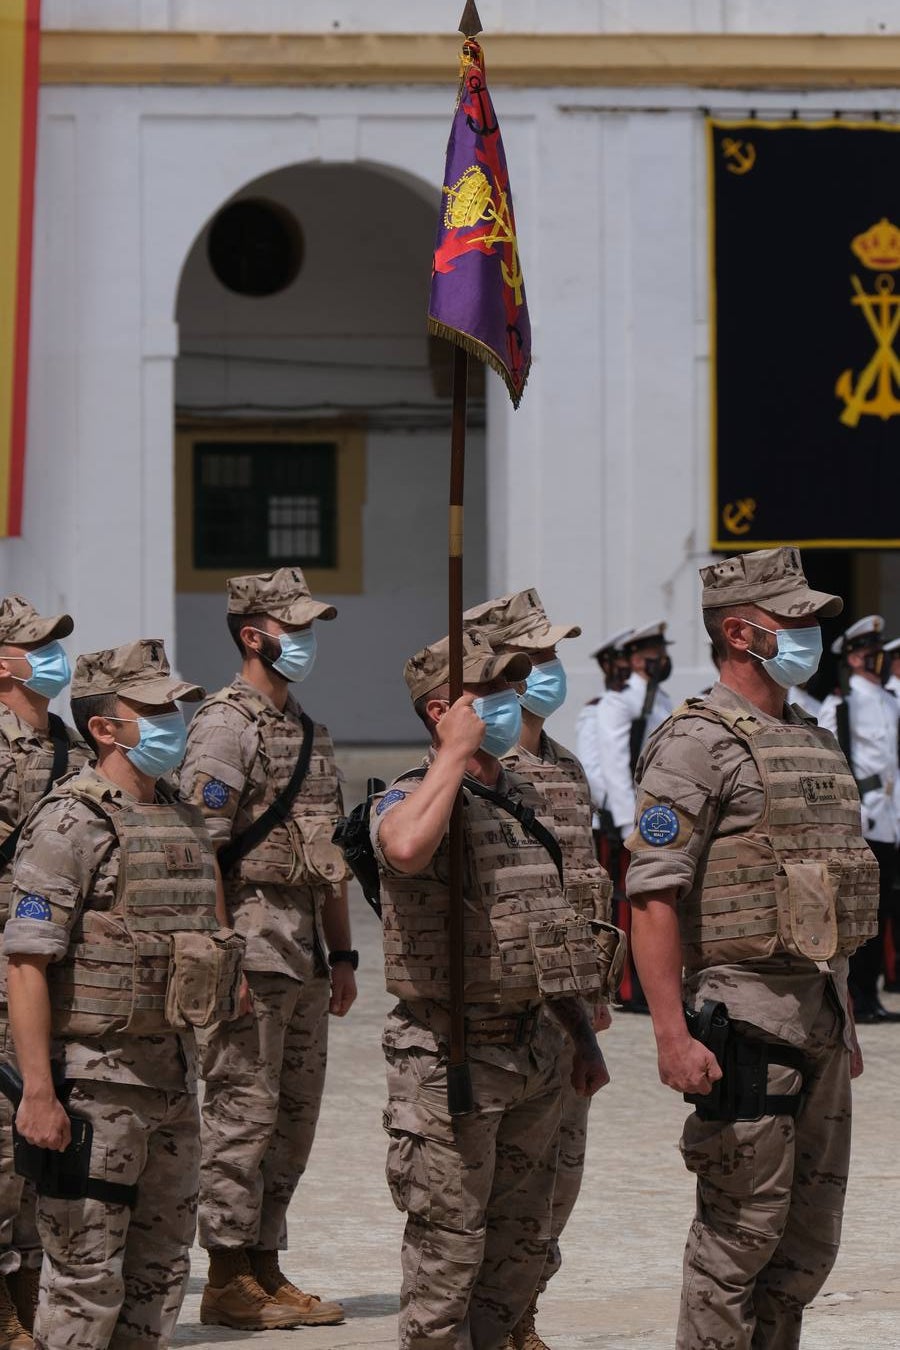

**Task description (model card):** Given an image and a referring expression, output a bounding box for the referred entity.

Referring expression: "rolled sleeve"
[6,799,88,959]
[180,711,249,844]
[625,733,722,903]
[4,918,69,961]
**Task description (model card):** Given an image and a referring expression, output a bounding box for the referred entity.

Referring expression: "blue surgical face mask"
[472,689,522,758]
[7,640,72,700]
[519,657,567,718]
[110,711,188,777]
[741,619,823,689]
[250,627,317,683]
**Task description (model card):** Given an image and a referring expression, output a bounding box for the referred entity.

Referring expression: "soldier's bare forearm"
[630,891,691,1049]
[7,955,55,1094]
[322,881,352,950]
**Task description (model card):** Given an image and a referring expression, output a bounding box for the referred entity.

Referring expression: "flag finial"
[458,2,483,37]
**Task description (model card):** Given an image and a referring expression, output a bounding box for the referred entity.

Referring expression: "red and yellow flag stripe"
[0,0,40,538]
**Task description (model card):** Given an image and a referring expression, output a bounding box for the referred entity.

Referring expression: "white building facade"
[12,0,900,746]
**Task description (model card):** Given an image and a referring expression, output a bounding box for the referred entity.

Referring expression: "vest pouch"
[122,932,175,1035]
[165,928,246,1029]
[298,819,351,886]
[591,920,627,1000]
[528,919,603,999]
[49,912,170,1038]
[233,821,298,886]
[775,862,839,961]
[566,877,614,924]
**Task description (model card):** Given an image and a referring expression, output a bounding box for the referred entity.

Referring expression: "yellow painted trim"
[175,421,366,595]
[40,30,900,90]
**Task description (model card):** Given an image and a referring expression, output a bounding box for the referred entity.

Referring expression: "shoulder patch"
[638,804,680,847]
[202,779,231,810]
[14,895,52,921]
[376,789,407,816]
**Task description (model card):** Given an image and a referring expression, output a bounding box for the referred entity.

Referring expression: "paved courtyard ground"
[175,893,900,1350]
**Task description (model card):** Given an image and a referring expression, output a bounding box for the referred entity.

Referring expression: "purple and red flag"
[427,38,531,408]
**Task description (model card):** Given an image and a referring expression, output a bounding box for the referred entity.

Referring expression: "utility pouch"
[684,999,733,1121]
[332,777,386,919]
[528,919,603,998]
[775,861,838,961]
[592,920,627,1000]
[299,819,350,886]
[165,928,245,1028]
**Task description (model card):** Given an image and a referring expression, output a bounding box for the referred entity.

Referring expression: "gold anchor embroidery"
[836,218,900,426]
[722,138,756,176]
[722,499,757,535]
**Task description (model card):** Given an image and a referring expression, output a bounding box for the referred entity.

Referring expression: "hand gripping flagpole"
[445,2,482,1120]
[429,0,531,1116]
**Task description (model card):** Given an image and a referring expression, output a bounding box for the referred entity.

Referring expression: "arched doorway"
[174,161,487,742]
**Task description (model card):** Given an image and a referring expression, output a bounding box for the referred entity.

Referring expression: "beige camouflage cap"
[226,568,337,624]
[463,588,580,652]
[71,639,205,705]
[404,630,532,702]
[0,595,73,646]
[700,547,843,619]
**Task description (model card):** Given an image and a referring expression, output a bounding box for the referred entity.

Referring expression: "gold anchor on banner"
[722,498,757,535]
[721,138,756,175]
[836,218,900,426]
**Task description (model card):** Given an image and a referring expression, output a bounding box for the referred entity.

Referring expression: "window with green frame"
[193,440,337,570]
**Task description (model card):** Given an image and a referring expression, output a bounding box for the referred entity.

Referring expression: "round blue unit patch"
[376,789,407,816]
[202,779,230,810]
[638,804,680,847]
[15,895,51,921]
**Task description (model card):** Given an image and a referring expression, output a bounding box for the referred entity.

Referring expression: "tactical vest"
[380,773,606,1004]
[47,778,243,1038]
[205,686,349,892]
[0,712,87,928]
[503,735,613,924]
[673,700,880,972]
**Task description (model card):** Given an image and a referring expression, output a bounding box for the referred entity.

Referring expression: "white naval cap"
[591,627,634,660]
[830,614,885,657]
[883,637,900,654]
[624,621,672,651]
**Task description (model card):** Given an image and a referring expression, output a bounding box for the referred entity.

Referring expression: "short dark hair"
[703,603,756,661]
[413,684,450,735]
[70,693,119,754]
[226,611,269,657]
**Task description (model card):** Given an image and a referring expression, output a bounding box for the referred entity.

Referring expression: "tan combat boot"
[0,1274,32,1350]
[248,1250,344,1326]
[511,1296,551,1350]
[200,1248,304,1330]
[6,1268,39,1335]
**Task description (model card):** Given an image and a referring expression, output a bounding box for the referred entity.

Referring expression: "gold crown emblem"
[443,166,492,230]
[851,218,900,271]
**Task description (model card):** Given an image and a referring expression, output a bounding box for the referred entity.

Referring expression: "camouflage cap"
[404,630,532,702]
[463,588,580,652]
[226,568,337,625]
[699,547,843,619]
[0,595,73,646]
[70,639,205,705]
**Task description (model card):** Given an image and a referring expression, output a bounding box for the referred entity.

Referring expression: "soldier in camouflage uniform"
[0,597,90,1350]
[464,591,621,1350]
[179,568,354,1330]
[4,639,241,1350]
[627,548,877,1350]
[373,631,611,1350]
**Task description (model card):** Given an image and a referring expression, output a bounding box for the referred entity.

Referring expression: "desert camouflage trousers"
[198,968,330,1251]
[0,1014,40,1274]
[538,1033,590,1294]
[383,1024,561,1350]
[34,1080,199,1350]
[677,995,851,1350]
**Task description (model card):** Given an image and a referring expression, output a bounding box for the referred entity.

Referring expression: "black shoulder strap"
[835,696,852,767]
[397,766,564,884]
[218,712,314,876]
[0,713,70,872]
[629,677,659,777]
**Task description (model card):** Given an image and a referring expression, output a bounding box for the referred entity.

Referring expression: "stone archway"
[172,159,487,742]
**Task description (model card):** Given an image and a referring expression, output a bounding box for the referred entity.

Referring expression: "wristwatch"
[327,949,359,970]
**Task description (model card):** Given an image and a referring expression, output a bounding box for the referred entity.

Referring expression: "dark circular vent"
[207,198,303,297]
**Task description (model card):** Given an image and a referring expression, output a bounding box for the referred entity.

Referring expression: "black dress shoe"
[855,998,900,1023]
